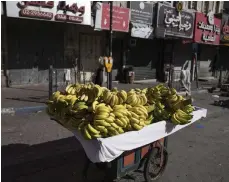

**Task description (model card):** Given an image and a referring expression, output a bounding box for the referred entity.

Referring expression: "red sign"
[194,12,221,45]
[101,3,130,32]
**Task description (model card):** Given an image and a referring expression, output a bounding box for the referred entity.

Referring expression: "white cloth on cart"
[73,107,207,163]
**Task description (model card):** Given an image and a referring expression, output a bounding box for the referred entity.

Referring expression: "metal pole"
[2,2,9,87]
[55,69,58,91]
[108,1,113,90]
[194,51,199,89]
[168,40,175,88]
[49,65,53,99]
[217,47,222,87]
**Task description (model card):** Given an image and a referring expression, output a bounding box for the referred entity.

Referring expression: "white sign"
[6,1,91,25]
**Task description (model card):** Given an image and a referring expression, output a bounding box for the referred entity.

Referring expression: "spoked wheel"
[144,147,168,182]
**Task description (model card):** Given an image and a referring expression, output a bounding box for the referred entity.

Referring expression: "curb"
[1,105,46,115]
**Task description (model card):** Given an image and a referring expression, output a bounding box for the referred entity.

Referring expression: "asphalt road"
[2,93,229,182]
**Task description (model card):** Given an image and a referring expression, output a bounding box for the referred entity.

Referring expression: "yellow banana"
[83,126,92,140]
[119,117,128,126]
[94,125,108,133]
[110,113,115,118]
[94,113,110,120]
[130,117,140,124]
[92,134,102,138]
[65,84,73,93]
[114,119,125,127]
[110,123,120,129]
[110,94,116,107]
[113,111,124,118]
[87,123,100,135]
[105,117,115,123]
[117,127,124,134]
[113,105,125,111]
[92,101,99,111]
[129,111,139,119]
[94,120,111,127]
[131,123,143,130]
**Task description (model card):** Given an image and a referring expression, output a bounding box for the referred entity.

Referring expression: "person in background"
[180,60,191,95]
[94,57,104,86]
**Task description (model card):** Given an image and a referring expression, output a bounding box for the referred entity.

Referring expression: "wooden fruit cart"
[52,107,207,182]
[83,138,168,182]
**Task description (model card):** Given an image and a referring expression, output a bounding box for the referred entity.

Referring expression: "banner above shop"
[130,1,153,25]
[155,3,194,39]
[6,1,91,25]
[94,3,130,32]
[130,2,153,39]
[221,13,229,43]
[194,12,221,45]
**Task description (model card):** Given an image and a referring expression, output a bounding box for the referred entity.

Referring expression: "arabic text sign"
[156,3,194,39]
[6,1,91,25]
[130,1,153,25]
[194,12,221,45]
[221,13,229,43]
[101,3,130,32]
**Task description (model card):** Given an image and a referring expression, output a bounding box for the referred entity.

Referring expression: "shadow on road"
[2,137,104,182]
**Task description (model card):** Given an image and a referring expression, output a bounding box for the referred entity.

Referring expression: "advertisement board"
[6,1,91,25]
[155,3,195,39]
[194,12,221,45]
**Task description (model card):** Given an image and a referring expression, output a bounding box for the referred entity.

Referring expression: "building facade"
[1,1,228,87]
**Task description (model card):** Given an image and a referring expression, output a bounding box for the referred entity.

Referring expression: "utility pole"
[108,1,113,90]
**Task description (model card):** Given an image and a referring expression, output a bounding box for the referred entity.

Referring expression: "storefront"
[5,1,97,85]
[155,3,195,82]
[193,12,221,79]
[127,1,158,81]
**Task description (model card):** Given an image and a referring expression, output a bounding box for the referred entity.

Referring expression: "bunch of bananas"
[171,109,193,125]
[47,83,196,140]
[126,90,148,106]
[182,104,195,114]
[102,89,128,106]
[65,83,104,103]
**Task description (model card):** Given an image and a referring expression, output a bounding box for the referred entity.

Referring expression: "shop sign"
[155,3,194,39]
[194,12,221,45]
[94,3,130,32]
[6,1,91,25]
[130,2,153,39]
[130,1,153,25]
[131,23,154,39]
[221,13,229,43]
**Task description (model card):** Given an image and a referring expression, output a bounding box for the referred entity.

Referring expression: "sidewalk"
[1,81,210,114]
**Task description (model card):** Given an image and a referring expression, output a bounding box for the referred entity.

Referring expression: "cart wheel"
[144,147,168,182]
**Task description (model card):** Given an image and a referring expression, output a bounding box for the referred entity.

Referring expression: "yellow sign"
[104,56,113,73]
[176,2,183,12]
[105,63,112,72]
